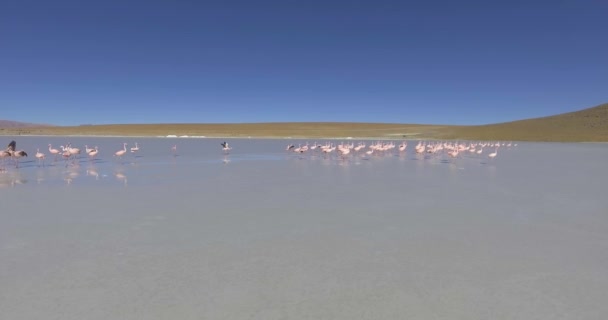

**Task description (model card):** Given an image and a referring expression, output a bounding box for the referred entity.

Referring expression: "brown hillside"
[439,103,608,142]
[0,120,52,128]
[1,103,607,142]
[4,122,446,139]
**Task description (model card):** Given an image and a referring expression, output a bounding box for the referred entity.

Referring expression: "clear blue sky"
[1,0,606,126]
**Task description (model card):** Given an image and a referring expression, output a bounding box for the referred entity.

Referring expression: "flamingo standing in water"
[130,142,139,153]
[88,146,99,161]
[171,144,178,156]
[7,141,28,168]
[114,143,127,161]
[221,141,232,154]
[68,145,81,160]
[415,142,425,155]
[488,147,498,160]
[448,148,459,159]
[337,145,350,160]
[10,149,28,168]
[35,148,46,167]
[48,144,60,161]
[398,141,407,154]
[60,146,71,166]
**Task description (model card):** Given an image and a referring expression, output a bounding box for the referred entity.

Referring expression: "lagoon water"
[1,137,607,319]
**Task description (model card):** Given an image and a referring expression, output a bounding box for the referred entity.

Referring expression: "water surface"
[1,137,607,319]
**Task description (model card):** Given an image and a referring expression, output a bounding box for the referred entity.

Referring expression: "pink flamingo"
[398,141,407,152]
[415,143,425,155]
[11,149,28,168]
[114,143,127,160]
[310,142,319,151]
[321,143,335,158]
[58,144,80,165]
[130,142,139,153]
[7,141,27,168]
[48,144,60,161]
[359,148,373,160]
[88,146,99,161]
[68,145,81,159]
[337,146,350,160]
[171,144,178,156]
[488,147,498,160]
[448,147,459,159]
[354,143,365,152]
[61,147,71,166]
[35,148,46,167]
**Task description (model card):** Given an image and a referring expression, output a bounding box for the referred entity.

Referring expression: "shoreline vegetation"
[1,103,606,142]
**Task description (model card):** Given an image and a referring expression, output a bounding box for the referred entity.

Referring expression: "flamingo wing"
[7,140,16,151]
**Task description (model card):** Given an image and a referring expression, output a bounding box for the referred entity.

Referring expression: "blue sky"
[1,0,606,126]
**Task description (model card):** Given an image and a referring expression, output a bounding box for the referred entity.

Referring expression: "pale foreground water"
[1,137,607,319]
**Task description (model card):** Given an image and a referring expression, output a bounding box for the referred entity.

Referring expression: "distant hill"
[0,103,606,141]
[442,102,608,142]
[0,120,53,128]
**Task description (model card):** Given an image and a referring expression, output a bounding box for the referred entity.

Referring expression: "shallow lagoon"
[1,137,607,319]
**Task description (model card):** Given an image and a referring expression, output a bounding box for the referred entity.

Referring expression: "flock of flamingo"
[284,140,514,161]
[0,138,517,187]
[0,140,143,170]
[1,138,513,173]
[0,140,235,171]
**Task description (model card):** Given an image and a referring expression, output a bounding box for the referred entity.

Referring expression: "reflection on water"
[3,139,608,320]
[86,166,100,180]
[0,138,582,190]
[0,171,27,188]
[115,172,128,187]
